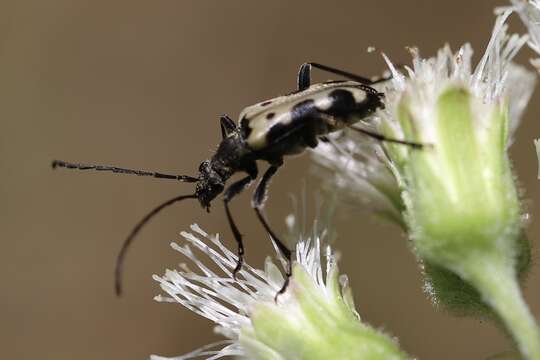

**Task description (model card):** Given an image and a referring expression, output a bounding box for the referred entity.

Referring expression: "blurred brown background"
[2,1,540,359]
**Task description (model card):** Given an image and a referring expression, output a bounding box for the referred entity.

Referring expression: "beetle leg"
[251,162,292,300]
[297,63,312,91]
[297,62,405,88]
[223,170,258,279]
[220,114,237,139]
[299,62,377,86]
[347,125,427,149]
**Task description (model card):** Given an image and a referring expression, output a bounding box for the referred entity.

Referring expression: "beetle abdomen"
[240,81,377,152]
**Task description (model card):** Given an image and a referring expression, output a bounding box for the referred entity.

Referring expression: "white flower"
[312,132,404,225]
[312,8,535,220]
[152,222,407,360]
[381,8,533,141]
[507,0,540,70]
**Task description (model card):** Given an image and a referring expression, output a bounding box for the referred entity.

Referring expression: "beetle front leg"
[251,162,292,300]
[223,171,257,278]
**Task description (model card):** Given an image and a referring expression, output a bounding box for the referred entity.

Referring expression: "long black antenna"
[115,194,198,296]
[51,160,199,182]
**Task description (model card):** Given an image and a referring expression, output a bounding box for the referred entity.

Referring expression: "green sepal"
[240,264,409,360]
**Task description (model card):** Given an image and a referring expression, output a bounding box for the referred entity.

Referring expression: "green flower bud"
[380,12,540,358]
[395,86,526,310]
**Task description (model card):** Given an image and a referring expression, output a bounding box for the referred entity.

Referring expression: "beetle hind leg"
[297,63,312,91]
[297,62,382,90]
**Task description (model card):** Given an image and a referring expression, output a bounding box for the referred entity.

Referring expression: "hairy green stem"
[465,257,540,359]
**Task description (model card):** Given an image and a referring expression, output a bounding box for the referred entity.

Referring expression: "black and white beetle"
[52,62,424,298]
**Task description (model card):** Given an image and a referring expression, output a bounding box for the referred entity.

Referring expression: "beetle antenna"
[52,160,199,182]
[115,193,198,296]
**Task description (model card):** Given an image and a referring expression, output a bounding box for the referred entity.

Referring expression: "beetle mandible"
[52,62,424,298]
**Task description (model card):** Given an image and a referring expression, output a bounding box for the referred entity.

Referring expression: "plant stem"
[466,257,540,360]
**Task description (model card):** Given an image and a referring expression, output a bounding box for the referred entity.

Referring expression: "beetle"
[52,62,424,298]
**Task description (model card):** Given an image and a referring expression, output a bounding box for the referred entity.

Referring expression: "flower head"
[312,133,404,225]
[312,10,535,228]
[376,8,534,291]
[313,8,539,358]
[152,222,407,360]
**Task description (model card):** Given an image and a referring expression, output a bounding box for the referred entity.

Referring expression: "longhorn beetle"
[52,62,424,298]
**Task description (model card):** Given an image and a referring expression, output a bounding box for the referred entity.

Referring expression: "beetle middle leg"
[223,170,258,278]
[251,162,292,299]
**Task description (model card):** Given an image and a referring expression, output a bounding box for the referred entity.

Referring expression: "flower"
[313,8,540,359]
[152,222,408,360]
[312,132,404,226]
[507,0,540,71]
[313,11,534,209]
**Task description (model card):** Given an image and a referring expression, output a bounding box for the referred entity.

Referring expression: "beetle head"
[195,160,224,211]
[369,91,386,111]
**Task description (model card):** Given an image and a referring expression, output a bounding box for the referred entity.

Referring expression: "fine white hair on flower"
[311,8,536,215]
[151,221,349,360]
[380,8,533,140]
[506,0,540,68]
[311,132,404,224]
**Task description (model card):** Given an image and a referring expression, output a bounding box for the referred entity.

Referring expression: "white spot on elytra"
[351,89,367,103]
[315,95,333,111]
